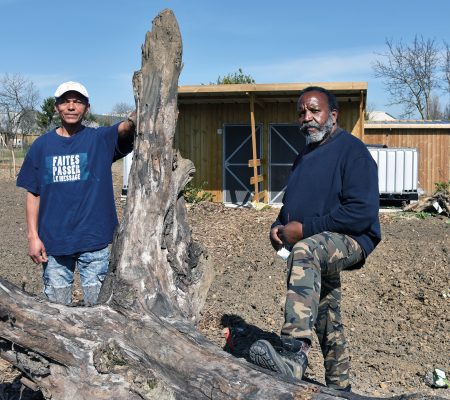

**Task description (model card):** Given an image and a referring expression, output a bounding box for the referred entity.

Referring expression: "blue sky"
[1,0,449,117]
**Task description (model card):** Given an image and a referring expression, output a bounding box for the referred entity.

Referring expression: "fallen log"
[402,191,450,216]
[0,9,446,400]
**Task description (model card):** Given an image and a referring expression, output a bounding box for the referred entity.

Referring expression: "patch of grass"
[182,181,213,204]
[434,181,450,195]
[147,379,158,389]
[414,211,431,220]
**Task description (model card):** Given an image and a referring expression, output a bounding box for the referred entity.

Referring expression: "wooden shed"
[364,121,450,195]
[175,82,367,205]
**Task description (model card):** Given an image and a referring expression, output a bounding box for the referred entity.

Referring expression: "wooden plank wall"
[363,128,450,195]
[339,101,364,139]
[175,100,363,202]
[176,103,251,202]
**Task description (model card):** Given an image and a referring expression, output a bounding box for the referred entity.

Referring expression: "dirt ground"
[0,162,449,399]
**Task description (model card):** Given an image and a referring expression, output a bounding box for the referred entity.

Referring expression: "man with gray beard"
[249,86,381,391]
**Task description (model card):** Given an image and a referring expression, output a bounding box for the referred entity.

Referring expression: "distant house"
[93,114,123,127]
[0,110,39,145]
[366,111,396,121]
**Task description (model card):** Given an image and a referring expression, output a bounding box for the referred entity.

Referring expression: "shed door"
[223,124,262,205]
[269,124,306,204]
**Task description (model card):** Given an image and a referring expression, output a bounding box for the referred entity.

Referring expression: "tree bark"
[97,8,212,323]
[0,9,445,400]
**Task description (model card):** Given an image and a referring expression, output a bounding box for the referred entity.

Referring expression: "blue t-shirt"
[274,129,381,258]
[17,124,121,256]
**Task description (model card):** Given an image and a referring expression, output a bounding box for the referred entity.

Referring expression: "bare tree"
[443,103,450,120]
[428,93,444,120]
[364,102,377,120]
[111,101,134,116]
[443,41,450,92]
[0,73,39,144]
[372,36,441,119]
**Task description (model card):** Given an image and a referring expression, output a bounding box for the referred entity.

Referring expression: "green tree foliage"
[84,112,97,124]
[216,68,255,84]
[36,97,58,132]
[94,115,113,127]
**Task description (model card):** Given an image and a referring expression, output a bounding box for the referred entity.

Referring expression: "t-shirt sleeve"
[16,144,40,194]
[97,123,120,162]
[113,121,134,162]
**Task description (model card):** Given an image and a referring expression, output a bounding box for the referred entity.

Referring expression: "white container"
[122,151,133,196]
[368,147,419,199]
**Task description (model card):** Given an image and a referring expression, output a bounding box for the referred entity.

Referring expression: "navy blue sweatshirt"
[274,128,381,258]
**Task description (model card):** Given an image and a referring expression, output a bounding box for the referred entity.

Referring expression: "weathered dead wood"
[402,192,450,216]
[0,278,356,400]
[97,9,213,322]
[0,9,446,400]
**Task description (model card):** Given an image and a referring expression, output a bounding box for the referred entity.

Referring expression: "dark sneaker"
[334,385,352,392]
[249,339,308,379]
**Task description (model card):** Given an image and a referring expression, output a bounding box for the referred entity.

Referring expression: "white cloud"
[248,49,381,83]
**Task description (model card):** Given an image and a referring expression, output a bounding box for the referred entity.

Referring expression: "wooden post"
[249,93,259,201]
[360,90,364,140]
[249,93,265,203]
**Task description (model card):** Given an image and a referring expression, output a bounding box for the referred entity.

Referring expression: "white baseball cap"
[54,81,89,100]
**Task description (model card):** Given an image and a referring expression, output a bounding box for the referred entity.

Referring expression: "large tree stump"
[97,8,212,323]
[0,9,445,400]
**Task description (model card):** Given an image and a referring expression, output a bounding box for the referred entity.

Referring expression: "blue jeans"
[42,247,109,305]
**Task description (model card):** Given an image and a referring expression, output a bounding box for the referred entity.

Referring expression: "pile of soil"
[0,163,448,399]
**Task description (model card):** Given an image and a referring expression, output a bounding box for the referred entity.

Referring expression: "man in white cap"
[16,81,136,305]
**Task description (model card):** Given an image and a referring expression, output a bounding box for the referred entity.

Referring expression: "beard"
[300,113,334,144]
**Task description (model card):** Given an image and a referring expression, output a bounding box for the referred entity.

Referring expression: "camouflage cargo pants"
[281,231,364,389]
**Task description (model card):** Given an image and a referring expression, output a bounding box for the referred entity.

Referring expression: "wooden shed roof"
[178,82,367,104]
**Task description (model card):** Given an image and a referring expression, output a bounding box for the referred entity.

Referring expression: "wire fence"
[0,143,29,181]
